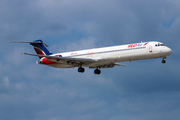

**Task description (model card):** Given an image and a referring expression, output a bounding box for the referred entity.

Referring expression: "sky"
[0,0,180,120]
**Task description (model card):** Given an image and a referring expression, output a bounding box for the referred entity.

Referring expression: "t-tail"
[30,40,52,58]
[9,40,52,59]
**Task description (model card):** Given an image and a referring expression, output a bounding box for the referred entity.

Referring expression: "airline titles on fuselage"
[70,42,149,58]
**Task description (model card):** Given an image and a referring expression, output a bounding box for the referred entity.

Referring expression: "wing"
[22,53,98,63]
[23,53,127,68]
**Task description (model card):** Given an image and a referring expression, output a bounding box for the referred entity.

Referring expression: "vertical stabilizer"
[30,40,52,58]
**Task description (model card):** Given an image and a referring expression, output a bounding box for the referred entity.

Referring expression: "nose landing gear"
[162,59,166,63]
[162,57,166,64]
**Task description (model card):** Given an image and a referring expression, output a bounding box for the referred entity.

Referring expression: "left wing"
[23,53,127,68]
[22,53,98,63]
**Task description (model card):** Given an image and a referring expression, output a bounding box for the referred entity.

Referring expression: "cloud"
[2,77,10,87]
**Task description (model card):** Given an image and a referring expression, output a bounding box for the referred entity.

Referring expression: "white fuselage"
[43,41,172,68]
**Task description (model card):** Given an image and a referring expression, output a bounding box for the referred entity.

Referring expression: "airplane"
[10,40,172,74]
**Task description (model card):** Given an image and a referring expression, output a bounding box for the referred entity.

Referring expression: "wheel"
[94,69,101,74]
[78,67,85,73]
[97,69,101,74]
[162,60,166,64]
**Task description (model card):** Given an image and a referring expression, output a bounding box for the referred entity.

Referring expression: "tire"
[78,67,85,73]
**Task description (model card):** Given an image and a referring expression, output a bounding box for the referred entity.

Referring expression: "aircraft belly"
[116,51,154,62]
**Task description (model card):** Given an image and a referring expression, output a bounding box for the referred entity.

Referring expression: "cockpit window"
[155,43,165,47]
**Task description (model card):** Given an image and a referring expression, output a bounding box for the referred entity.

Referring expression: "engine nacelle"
[36,60,43,64]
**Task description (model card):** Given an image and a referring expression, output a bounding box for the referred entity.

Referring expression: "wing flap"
[114,63,128,67]
[89,63,127,68]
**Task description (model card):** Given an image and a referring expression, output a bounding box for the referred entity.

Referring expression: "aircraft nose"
[166,47,172,55]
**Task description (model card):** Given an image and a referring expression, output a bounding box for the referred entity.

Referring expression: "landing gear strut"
[78,67,85,73]
[94,68,101,75]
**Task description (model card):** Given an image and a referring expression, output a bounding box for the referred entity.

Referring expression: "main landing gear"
[94,68,101,75]
[78,67,85,73]
[77,67,101,74]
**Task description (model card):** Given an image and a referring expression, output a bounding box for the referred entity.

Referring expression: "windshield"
[155,43,165,47]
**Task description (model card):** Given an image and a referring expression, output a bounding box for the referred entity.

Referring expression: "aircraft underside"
[40,54,168,75]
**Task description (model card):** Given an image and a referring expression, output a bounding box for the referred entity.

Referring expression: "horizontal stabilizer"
[9,41,41,43]
[9,40,49,47]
